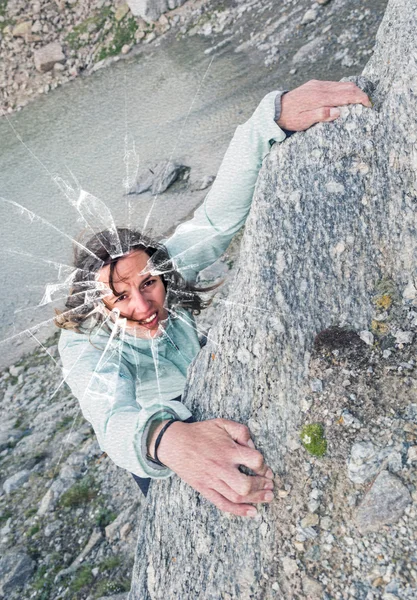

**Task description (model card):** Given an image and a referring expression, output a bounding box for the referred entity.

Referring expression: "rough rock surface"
[0,552,35,597]
[129,0,417,598]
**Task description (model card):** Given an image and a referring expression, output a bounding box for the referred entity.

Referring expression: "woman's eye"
[142,279,156,289]
[115,294,127,303]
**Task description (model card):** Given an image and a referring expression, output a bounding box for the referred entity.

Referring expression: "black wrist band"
[150,418,179,468]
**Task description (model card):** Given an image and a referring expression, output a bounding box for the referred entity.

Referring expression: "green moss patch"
[300,423,327,457]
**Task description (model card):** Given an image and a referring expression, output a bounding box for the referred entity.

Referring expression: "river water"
[0,34,281,367]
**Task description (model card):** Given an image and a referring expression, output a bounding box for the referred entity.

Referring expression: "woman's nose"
[130,288,151,314]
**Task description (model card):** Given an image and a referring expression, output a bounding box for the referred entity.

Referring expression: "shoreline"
[0,0,221,116]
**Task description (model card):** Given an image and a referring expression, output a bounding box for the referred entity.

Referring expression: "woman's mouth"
[138,312,158,328]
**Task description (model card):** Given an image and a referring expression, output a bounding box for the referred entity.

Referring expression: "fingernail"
[247,439,256,449]
[265,468,274,479]
[264,481,274,490]
[264,491,274,502]
[247,508,257,517]
[330,108,340,118]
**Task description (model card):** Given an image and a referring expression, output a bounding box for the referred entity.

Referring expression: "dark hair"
[54,227,219,333]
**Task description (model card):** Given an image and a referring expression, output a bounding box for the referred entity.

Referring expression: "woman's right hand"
[155,418,274,517]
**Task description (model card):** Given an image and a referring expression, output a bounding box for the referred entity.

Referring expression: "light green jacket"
[58,91,286,479]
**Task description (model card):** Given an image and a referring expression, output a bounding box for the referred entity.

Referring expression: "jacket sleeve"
[58,330,191,479]
[164,91,287,281]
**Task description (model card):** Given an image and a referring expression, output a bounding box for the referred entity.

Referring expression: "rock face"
[127,0,186,22]
[127,161,190,195]
[129,0,417,598]
[0,553,35,597]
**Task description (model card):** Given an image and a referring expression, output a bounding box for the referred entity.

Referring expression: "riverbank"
[1,0,388,116]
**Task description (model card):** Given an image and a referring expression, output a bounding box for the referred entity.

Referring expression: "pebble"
[3,469,31,494]
[348,440,380,484]
[301,9,318,25]
[310,378,323,392]
[403,280,417,300]
[301,513,319,528]
[359,330,374,345]
[394,330,413,345]
[355,471,411,533]
[340,409,361,429]
[407,446,417,463]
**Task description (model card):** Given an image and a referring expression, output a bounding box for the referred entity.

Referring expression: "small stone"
[308,500,320,513]
[34,42,65,73]
[38,489,55,516]
[394,330,413,345]
[348,441,380,484]
[289,68,297,75]
[9,365,23,377]
[317,0,331,4]
[310,378,323,393]
[407,446,417,463]
[320,516,332,530]
[340,409,361,428]
[54,62,65,72]
[310,489,321,500]
[144,32,156,43]
[278,489,290,498]
[302,576,323,599]
[135,29,146,41]
[403,280,417,300]
[31,20,42,33]
[359,330,374,346]
[12,22,32,37]
[121,44,131,54]
[115,2,130,21]
[302,9,318,24]
[293,541,305,552]
[355,471,411,533]
[3,470,30,494]
[301,513,319,528]
[92,567,99,577]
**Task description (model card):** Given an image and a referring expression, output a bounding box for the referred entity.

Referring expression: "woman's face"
[97,249,168,337]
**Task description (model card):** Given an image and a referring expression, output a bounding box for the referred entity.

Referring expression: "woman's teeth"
[141,313,157,324]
